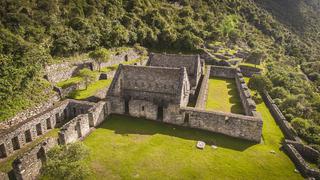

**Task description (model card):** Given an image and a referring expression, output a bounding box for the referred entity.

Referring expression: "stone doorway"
[0,144,7,158]
[76,122,82,138]
[46,118,52,130]
[124,99,130,114]
[184,113,190,125]
[157,106,164,121]
[36,123,42,136]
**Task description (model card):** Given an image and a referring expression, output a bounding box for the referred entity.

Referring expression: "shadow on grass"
[98,114,256,152]
[226,81,245,115]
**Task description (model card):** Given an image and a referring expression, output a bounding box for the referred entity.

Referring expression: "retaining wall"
[283,141,320,178]
[210,65,236,78]
[180,107,263,142]
[239,65,262,77]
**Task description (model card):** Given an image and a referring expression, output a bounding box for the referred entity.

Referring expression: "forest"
[0,0,320,146]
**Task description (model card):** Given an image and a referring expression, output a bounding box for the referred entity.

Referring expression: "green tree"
[291,118,309,134]
[78,68,96,89]
[248,74,272,92]
[40,143,91,180]
[89,48,111,72]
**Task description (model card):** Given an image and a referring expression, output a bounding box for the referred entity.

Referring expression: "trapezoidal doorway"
[124,99,130,114]
[157,106,164,121]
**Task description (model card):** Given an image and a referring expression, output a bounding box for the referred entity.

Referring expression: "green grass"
[206,77,245,114]
[68,79,112,100]
[0,128,59,173]
[239,63,264,70]
[84,113,302,179]
[56,76,83,88]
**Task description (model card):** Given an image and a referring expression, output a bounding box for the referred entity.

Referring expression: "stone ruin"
[0,52,264,180]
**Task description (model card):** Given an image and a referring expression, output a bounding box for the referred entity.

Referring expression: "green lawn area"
[68,79,112,100]
[0,128,59,173]
[56,76,83,88]
[206,77,245,114]
[84,111,302,179]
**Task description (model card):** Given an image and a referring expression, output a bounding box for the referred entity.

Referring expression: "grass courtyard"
[206,77,245,114]
[84,112,302,179]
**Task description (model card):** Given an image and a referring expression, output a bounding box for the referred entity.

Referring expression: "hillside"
[0,0,320,146]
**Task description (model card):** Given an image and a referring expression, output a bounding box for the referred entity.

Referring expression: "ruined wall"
[210,65,236,78]
[0,100,95,159]
[13,138,58,180]
[239,65,262,77]
[88,101,108,127]
[58,114,90,145]
[283,141,320,179]
[195,66,211,109]
[234,71,257,116]
[261,91,299,141]
[180,107,262,142]
[285,140,320,163]
[99,49,140,69]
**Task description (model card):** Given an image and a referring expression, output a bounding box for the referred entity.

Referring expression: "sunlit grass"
[68,79,112,100]
[206,77,245,114]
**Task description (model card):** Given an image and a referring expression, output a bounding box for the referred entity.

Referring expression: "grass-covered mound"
[84,113,302,179]
[206,77,245,114]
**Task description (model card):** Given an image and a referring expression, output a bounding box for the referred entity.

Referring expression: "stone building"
[148,53,203,93]
[107,65,190,122]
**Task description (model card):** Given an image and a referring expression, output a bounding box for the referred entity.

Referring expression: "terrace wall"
[239,65,262,77]
[180,107,263,142]
[209,65,236,78]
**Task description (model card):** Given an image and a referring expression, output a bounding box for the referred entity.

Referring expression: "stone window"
[12,136,20,150]
[25,130,32,143]
[0,144,7,158]
[36,123,42,136]
[125,55,128,62]
[142,106,145,111]
[46,118,52,130]
[63,108,68,120]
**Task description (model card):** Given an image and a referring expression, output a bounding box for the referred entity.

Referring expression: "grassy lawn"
[68,79,112,100]
[0,128,59,173]
[206,77,245,114]
[56,76,83,88]
[84,112,302,179]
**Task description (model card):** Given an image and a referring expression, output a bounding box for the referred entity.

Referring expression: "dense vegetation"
[0,0,319,145]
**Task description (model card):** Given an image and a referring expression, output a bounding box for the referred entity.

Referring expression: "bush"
[270,87,289,99]
[248,74,272,92]
[291,118,309,134]
[252,92,263,104]
[40,143,91,180]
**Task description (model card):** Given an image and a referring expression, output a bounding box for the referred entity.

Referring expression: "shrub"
[248,74,272,92]
[291,118,309,134]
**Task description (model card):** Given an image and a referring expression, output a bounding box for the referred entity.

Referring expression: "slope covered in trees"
[0,0,319,145]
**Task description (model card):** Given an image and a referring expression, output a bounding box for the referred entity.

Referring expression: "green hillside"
[0,0,319,146]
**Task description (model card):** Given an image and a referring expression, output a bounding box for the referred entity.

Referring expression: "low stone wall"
[58,114,90,145]
[210,65,236,78]
[99,49,140,69]
[239,65,262,77]
[88,101,108,127]
[0,172,9,180]
[180,107,263,142]
[283,141,320,179]
[13,138,58,180]
[234,71,257,116]
[286,140,320,163]
[261,91,299,141]
[195,66,211,109]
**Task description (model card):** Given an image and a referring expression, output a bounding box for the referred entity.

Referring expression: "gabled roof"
[148,53,200,76]
[107,65,189,104]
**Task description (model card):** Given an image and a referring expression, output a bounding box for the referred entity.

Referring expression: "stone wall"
[234,71,257,116]
[99,49,140,69]
[195,66,211,109]
[88,101,108,127]
[283,141,320,179]
[286,140,320,163]
[0,100,95,159]
[180,107,263,142]
[148,53,202,91]
[0,172,9,180]
[210,65,236,78]
[261,91,299,141]
[239,65,262,77]
[58,114,90,145]
[13,138,58,180]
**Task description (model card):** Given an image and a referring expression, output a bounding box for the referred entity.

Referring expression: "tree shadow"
[98,115,257,152]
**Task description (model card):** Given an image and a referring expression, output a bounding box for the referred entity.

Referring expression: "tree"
[291,118,309,135]
[89,48,110,72]
[40,142,91,180]
[248,74,272,92]
[78,68,96,89]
